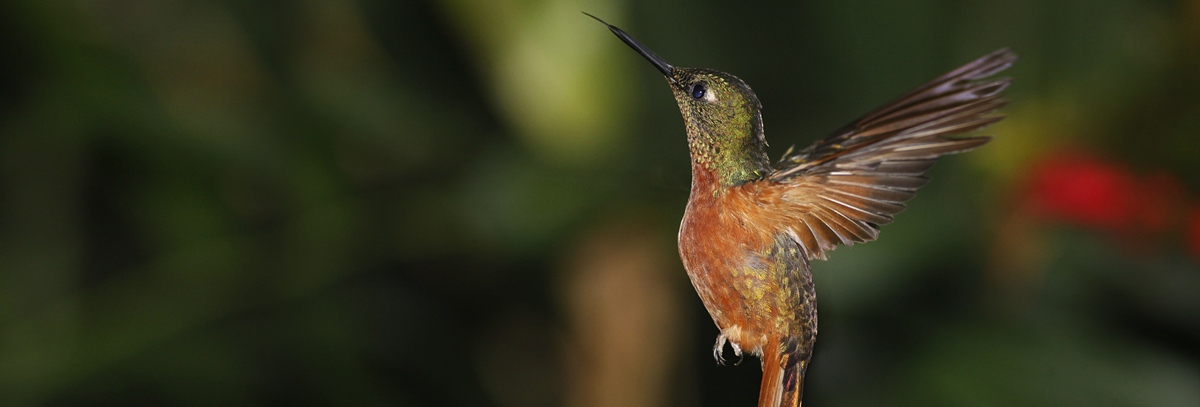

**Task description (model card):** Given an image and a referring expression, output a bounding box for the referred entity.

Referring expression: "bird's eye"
[690,83,706,99]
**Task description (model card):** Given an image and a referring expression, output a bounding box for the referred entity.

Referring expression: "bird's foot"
[712,331,744,366]
[712,333,726,365]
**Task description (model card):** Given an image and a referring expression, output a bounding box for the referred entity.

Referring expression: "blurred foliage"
[1,0,1200,407]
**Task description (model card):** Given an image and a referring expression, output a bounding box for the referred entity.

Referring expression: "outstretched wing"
[764,48,1014,261]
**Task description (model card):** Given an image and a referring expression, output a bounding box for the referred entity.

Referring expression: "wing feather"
[753,48,1014,261]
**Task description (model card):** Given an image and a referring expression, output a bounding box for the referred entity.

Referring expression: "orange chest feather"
[679,180,788,262]
[677,179,795,338]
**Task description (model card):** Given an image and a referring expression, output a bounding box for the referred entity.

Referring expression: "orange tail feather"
[758,339,807,407]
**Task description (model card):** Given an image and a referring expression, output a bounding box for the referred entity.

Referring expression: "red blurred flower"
[1187,206,1200,259]
[1021,148,1189,255]
[1134,172,1184,236]
[1025,150,1137,230]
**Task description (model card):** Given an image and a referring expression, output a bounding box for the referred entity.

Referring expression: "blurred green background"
[2,0,1200,406]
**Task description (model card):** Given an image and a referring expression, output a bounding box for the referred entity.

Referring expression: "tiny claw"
[713,333,728,365]
[731,341,744,366]
[713,332,745,366]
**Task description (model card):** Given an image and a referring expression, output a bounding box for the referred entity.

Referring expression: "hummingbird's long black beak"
[583,12,676,81]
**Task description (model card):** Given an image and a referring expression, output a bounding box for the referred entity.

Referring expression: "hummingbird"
[585,13,1013,407]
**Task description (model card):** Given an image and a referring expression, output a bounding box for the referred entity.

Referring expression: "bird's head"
[586,13,769,186]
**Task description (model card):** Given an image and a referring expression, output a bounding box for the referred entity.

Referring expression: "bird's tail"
[758,337,808,407]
